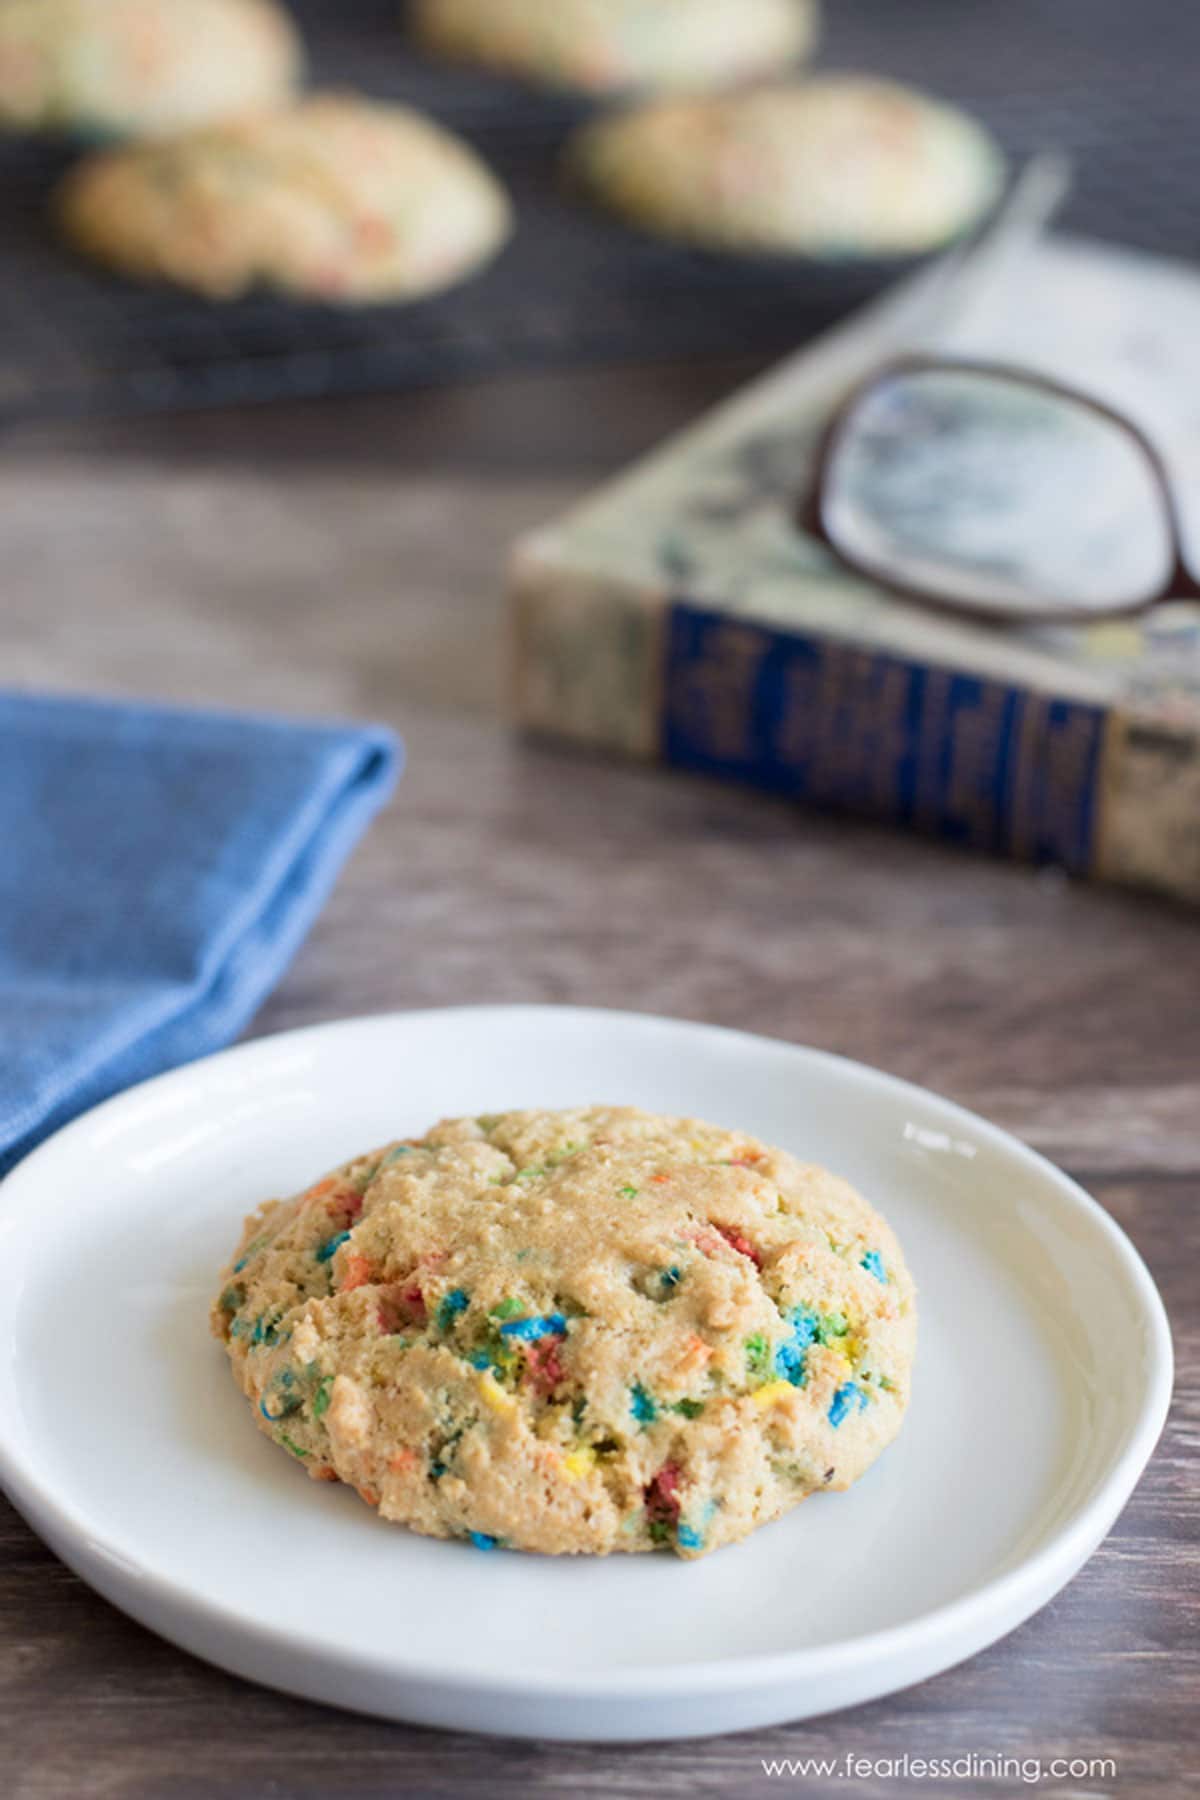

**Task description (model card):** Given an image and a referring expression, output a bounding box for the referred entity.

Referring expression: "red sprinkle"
[330,1187,365,1226]
[401,1284,427,1323]
[644,1461,683,1528]
[714,1224,763,1268]
[377,1283,427,1332]
[523,1336,566,1396]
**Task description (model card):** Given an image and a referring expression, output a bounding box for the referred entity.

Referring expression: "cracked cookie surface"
[211,1106,916,1557]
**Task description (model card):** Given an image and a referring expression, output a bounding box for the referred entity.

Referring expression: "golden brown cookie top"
[570,75,1005,257]
[412,0,818,95]
[0,0,302,137]
[213,1107,916,1557]
[56,92,513,301]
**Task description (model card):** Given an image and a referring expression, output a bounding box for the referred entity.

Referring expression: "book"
[509,234,1200,905]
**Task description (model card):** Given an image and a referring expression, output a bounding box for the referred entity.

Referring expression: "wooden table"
[3,363,1196,1799]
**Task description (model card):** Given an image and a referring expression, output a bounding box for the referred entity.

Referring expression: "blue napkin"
[0,690,400,1175]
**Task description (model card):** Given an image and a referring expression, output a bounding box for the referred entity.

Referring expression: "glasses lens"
[821,366,1175,617]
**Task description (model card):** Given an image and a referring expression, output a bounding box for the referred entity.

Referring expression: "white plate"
[0,1006,1172,1742]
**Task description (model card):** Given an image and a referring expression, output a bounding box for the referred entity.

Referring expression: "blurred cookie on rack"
[56,92,513,303]
[567,75,1005,258]
[411,0,818,95]
[0,0,303,138]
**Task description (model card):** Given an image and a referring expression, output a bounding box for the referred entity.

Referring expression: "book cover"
[509,236,1200,905]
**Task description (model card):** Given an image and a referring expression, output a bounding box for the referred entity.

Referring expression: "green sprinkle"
[312,1376,333,1420]
[648,1518,670,1545]
[515,1166,545,1181]
[618,1185,639,1199]
[878,1374,896,1393]
[383,1144,414,1164]
[671,1398,705,1419]
[279,1434,308,1459]
[744,1333,770,1379]
[218,1286,243,1315]
[490,1297,524,1320]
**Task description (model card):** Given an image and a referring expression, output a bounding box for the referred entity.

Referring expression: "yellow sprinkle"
[478,1371,516,1417]
[562,1447,596,1481]
[750,1380,795,1411]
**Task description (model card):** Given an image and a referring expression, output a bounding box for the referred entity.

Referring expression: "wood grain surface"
[1,364,1196,1800]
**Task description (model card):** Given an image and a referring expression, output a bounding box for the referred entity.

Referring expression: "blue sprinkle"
[466,1349,493,1369]
[233,1254,251,1274]
[661,1266,682,1291]
[469,1531,497,1551]
[437,1288,470,1331]
[315,1230,350,1264]
[499,1311,567,1342]
[676,1523,703,1550]
[384,1145,413,1164]
[630,1383,658,1425]
[860,1250,888,1283]
[259,1395,292,1423]
[775,1305,819,1386]
[828,1381,868,1429]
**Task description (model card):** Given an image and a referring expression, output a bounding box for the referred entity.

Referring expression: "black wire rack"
[0,0,1197,422]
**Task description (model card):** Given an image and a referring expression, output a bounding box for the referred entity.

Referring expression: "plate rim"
[0,1003,1175,1706]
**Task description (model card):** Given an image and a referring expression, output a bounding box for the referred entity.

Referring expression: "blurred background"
[1,0,1198,421]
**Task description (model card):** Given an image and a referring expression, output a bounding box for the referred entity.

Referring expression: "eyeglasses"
[798,355,1200,624]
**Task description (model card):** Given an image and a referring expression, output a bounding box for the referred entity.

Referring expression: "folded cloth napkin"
[0,690,400,1175]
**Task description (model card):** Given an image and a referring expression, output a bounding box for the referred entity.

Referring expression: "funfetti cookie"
[56,92,513,302]
[212,1106,916,1558]
[568,75,1004,258]
[411,0,819,96]
[0,0,302,138]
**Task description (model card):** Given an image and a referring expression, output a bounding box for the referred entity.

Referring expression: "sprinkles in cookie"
[211,1106,916,1558]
